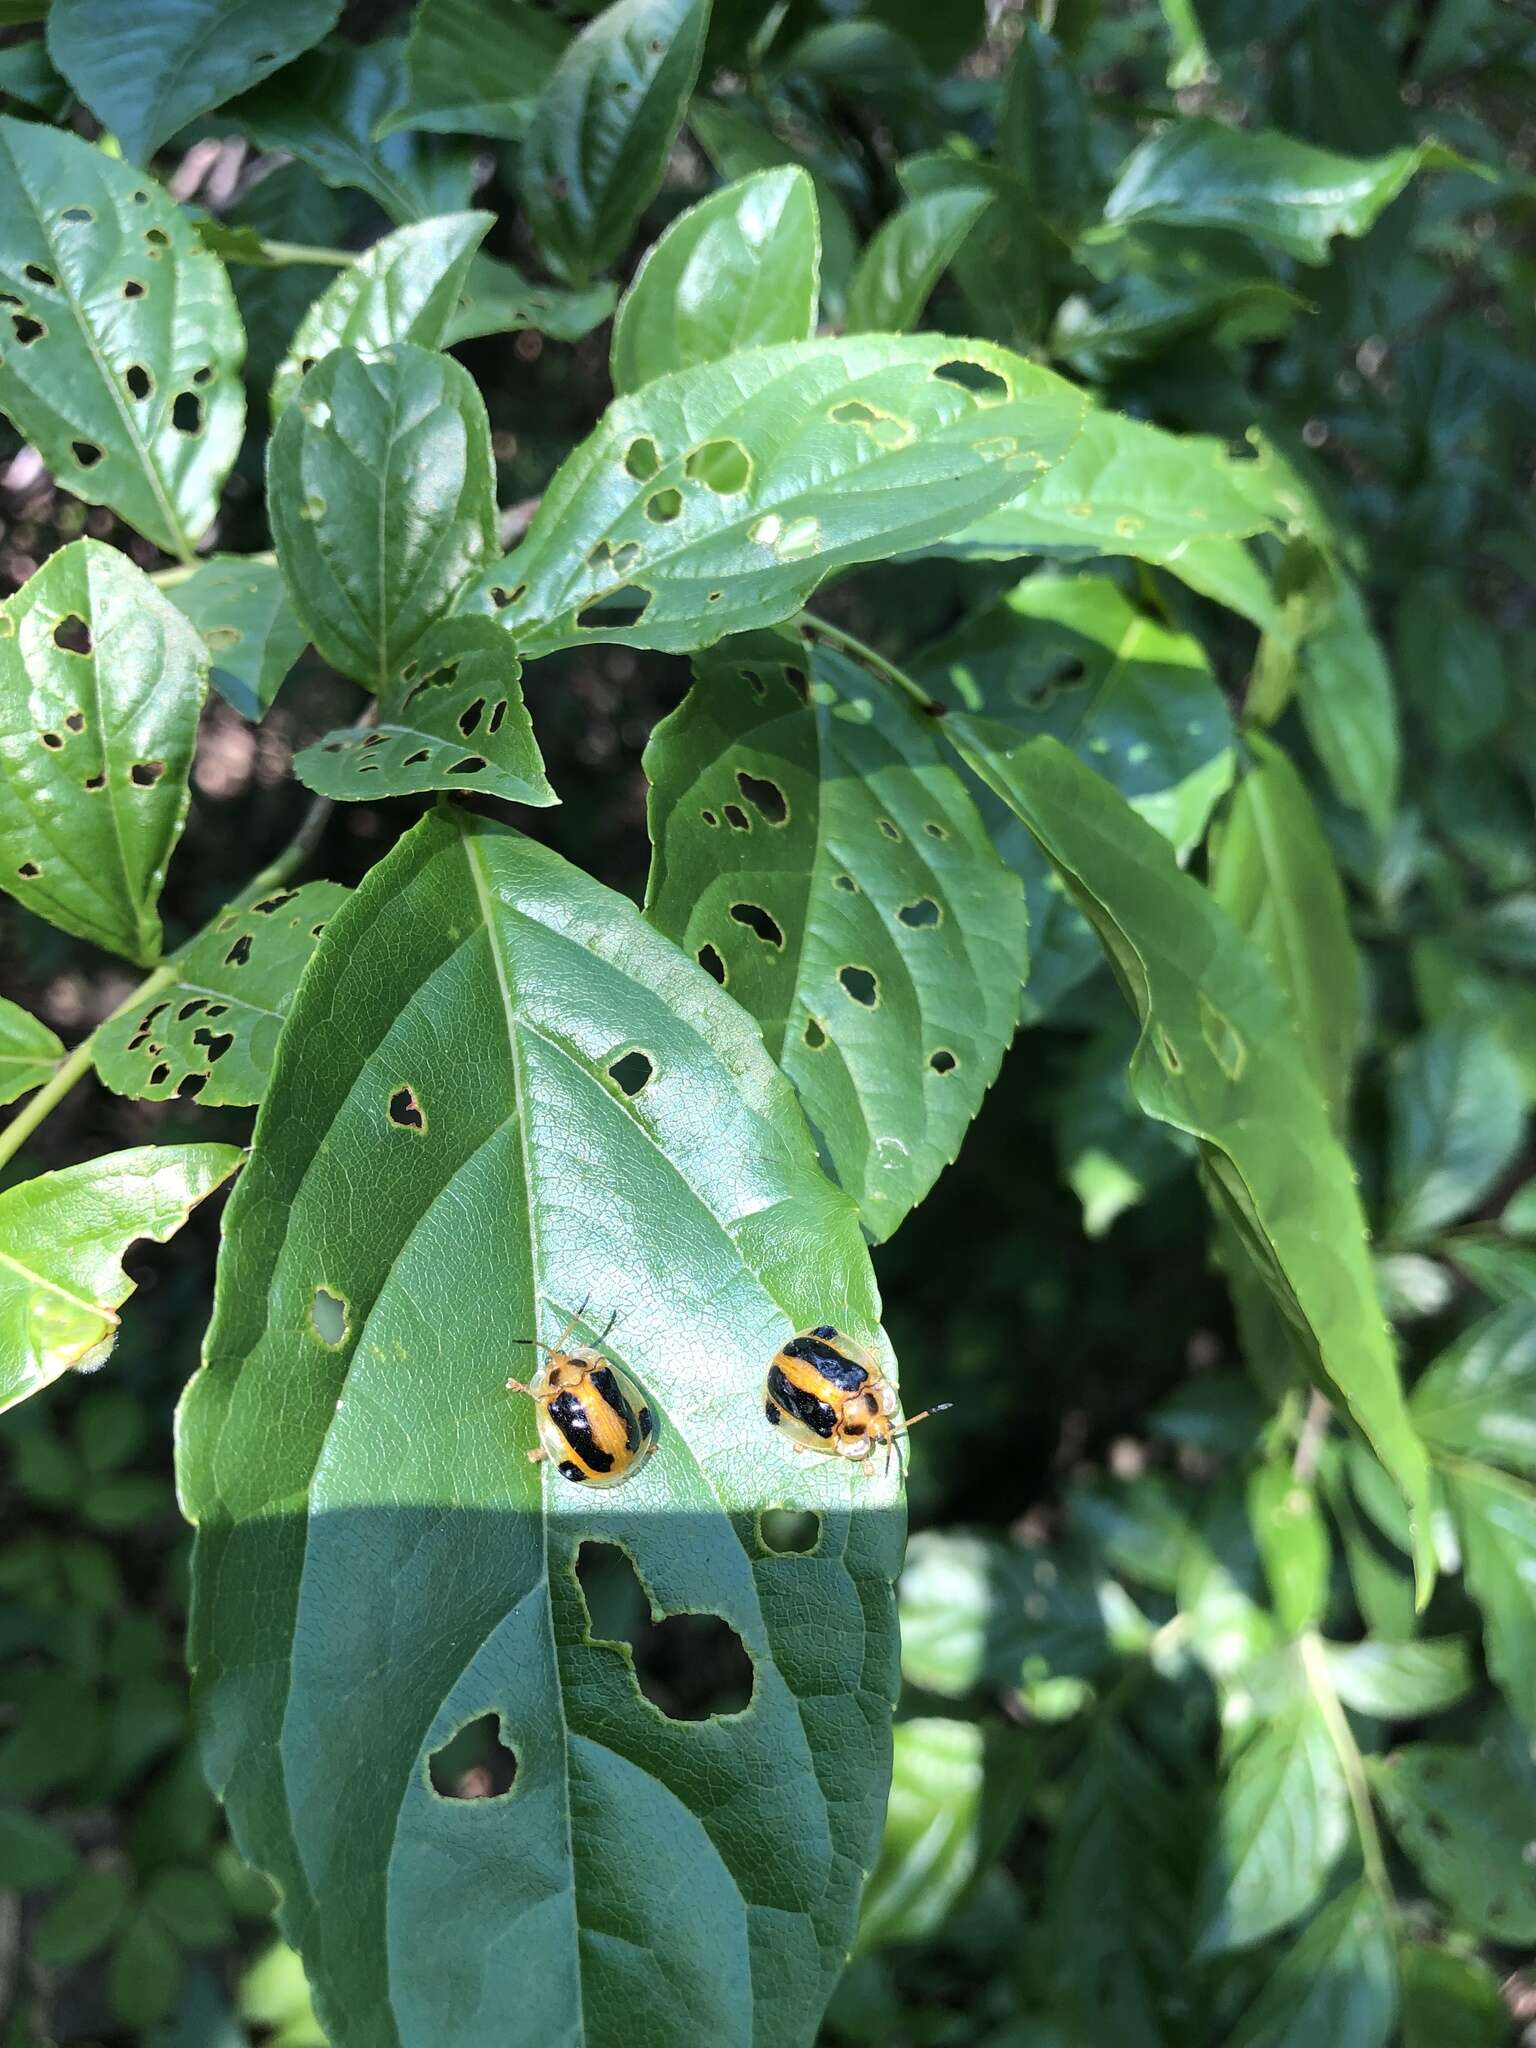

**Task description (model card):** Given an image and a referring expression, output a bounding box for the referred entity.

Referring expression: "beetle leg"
[526,1446,547,1465]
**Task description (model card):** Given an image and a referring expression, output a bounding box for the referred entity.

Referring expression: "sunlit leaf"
[1412,1303,1536,1476]
[0,996,63,1106]
[1442,1461,1536,1730]
[844,185,990,335]
[165,556,306,723]
[1319,1637,1473,1719]
[1370,1743,1536,1941]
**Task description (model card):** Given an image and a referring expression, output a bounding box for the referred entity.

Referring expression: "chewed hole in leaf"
[758,1509,822,1555]
[608,1050,654,1097]
[84,772,105,790]
[149,1061,170,1085]
[179,1072,207,1100]
[933,357,1011,403]
[456,697,486,736]
[171,391,202,435]
[645,487,682,523]
[403,748,431,766]
[53,615,91,654]
[735,770,786,825]
[131,760,165,788]
[730,902,784,949]
[487,700,507,735]
[575,1543,755,1721]
[193,365,215,387]
[624,436,660,481]
[833,874,857,893]
[124,363,152,401]
[11,314,44,344]
[388,1086,426,1132]
[723,803,749,831]
[252,890,296,914]
[17,861,40,879]
[839,966,878,1007]
[924,820,948,840]
[877,818,901,841]
[576,585,651,631]
[448,755,487,776]
[144,226,170,250]
[684,439,751,494]
[929,1048,957,1074]
[224,932,252,967]
[59,206,92,224]
[310,1287,349,1348]
[700,809,718,826]
[40,730,64,750]
[122,279,145,299]
[697,943,726,985]
[428,1714,519,1800]
[193,1029,233,1063]
[23,263,56,289]
[71,440,102,469]
[490,582,527,609]
[898,898,941,928]
[64,711,85,731]
[831,399,879,425]
[803,1017,826,1048]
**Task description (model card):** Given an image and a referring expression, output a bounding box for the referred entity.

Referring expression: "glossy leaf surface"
[166,556,306,722]
[1443,1463,1536,1730]
[1371,1744,1536,1941]
[1386,1024,1525,1242]
[844,185,990,335]
[385,0,567,140]
[0,996,63,1105]
[440,254,616,347]
[1411,1304,1536,1476]
[180,808,900,2048]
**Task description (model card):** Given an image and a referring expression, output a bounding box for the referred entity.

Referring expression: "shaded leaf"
[268,342,496,690]
[0,995,63,1105]
[0,1144,241,1414]
[611,167,819,395]
[384,0,567,140]
[523,0,709,286]
[1293,565,1400,844]
[1052,271,1306,381]
[1443,1461,1536,1729]
[180,807,900,2048]
[165,555,306,723]
[439,252,616,346]
[1412,1302,1536,1477]
[0,118,246,557]
[0,1805,78,1888]
[93,880,350,1108]
[1226,1883,1396,2048]
[1400,1944,1508,2048]
[111,1911,182,2031]
[1387,1025,1525,1243]
[1320,1638,1474,1719]
[856,1719,988,1948]
[35,1865,133,1967]
[1370,1744,1536,1942]
[996,23,1093,226]
[645,630,1024,1241]
[845,184,990,335]
[0,540,209,964]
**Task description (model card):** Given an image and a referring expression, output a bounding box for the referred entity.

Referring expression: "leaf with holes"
[645,630,1024,1241]
[270,212,492,419]
[93,880,350,1108]
[165,556,306,722]
[522,0,710,287]
[1370,1744,1536,1942]
[0,118,246,558]
[914,575,1234,1021]
[945,732,1438,1599]
[45,0,342,165]
[439,253,617,347]
[471,333,1087,656]
[0,1144,239,1414]
[0,996,63,1105]
[294,618,554,807]
[382,0,568,140]
[844,184,991,335]
[268,343,497,691]
[611,168,820,396]
[0,541,209,965]
[179,806,903,2048]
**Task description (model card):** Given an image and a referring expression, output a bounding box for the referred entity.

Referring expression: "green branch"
[795,612,948,718]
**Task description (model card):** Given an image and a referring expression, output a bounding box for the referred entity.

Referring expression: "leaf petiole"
[795,612,947,717]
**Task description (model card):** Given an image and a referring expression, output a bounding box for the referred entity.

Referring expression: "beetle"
[764,1324,948,1473]
[507,1304,657,1488]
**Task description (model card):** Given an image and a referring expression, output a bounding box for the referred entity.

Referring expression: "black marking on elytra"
[765,1400,782,1426]
[637,1405,655,1441]
[782,1334,868,1391]
[768,1363,837,1438]
[557,1459,586,1483]
[549,1390,616,1472]
[812,1324,840,1341]
[589,1365,640,1449]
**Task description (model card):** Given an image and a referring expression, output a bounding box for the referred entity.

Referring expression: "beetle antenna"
[892,1403,953,1436]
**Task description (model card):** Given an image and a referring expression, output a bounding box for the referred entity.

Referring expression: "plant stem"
[246,239,358,269]
[149,550,276,591]
[795,612,947,717]
[1300,1630,1393,1906]
[1292,1387,1332,1481]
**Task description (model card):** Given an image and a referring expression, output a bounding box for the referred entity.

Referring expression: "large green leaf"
[844,185,990,335]
[645,629,1025,1241]
[1442,1461,1536,1729]
[473,333,1087,657]
[270,212,492,419]
[1091,120,1472,264]
[996,23,1093,226]
[93,880,350,1108]
[1386,1024,1525,1243]
[945,734,1438,1595]
[610,168,820,396]
[0,997,63,1106]
[1370,1744,1536,1942]
[523,0,709,286]
[0,1145,240,1414]
[180,807,901,2048]
[268,343,496,691]
[1411,1303,1536,1476]
[0,541,209,964]
[383,0,567,140]
[46,0,341,164]
[165,556,306,723]
[439,253,617,347]
[1209,732,1360,1129]
[1226,1884,1396,2048]
[0,118,246,558]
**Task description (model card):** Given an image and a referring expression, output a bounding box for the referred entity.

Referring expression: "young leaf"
[996,23,1093,225]
[945,733,1438,1598]
[439,253,616,347]
[0,541,210,964]
[0,118,246,558]
[687,96,859,320]
[293,618,554,807]
[165,556,306,722]
[1411,1302,1536,1476]
[1092,119,1474,264]
[1319,1637,1473,1719]
[270,211,493,418]
[844,185,990,335]
[383,0,568,140]
[856,1719,987,1948]
[0,1144,241,1414]
[610,168,820,395]
[1369,1744,1536,1942]
[475,333,1087,657]
[645,630,1025,1241]
[1442,1462,1536,1729]
[1209,732,1361,1129]
[180,808,900,2048]
[1386,1025,1525,1243]
[523,0,710,286]
[268,343,497,690]
[46,0,341,164]
[1225,1883,1396,2048]
[0,996,63,1105]
[93,880,350,1108]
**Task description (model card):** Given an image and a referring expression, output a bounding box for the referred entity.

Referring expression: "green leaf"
[0,1143,240,1413]
[1195,1697,1350,1953]
[0,119,246,557]
[1054,1018,1193,1237]
[1319,1638,1474,1719]
[1052,271,1306,382]
[46,0,341,164]
[0,995,63,1105]
[856,1718,988,1947]
[223,39,475,225]
[1209,732,1361,1128]
[111,1912,183,2031]
[1070,1471,1191,1591]
[384,0,567,140]
[93,880,350,1108]
[1387,1025,1525,1243]
[1400,1944,1508,2048]
[1092,119,1476,264]
[996,23,1092,226]
[268,342,496,690]
[1248,1463,1329,1635]
[35,1865,133,1966]
[523,0,710,286]
[611,167,820,395]
[0,38,72,118]
[1370,1743,1536,1942]
[644,630,1024,1241]
[293,617,554,807]
[1412,1303,1536,1476]
[474,333,1087,657]
[1394,576,1507,758]
[145,1866,235,1950]
[270,210,493,419]
[1226,1883,1397,2048]
[0,1805,78,1889]
[165,555,306,723]
[844,184,990,335]
[0,540,210,963]
[180,807,899,2048]
[439,252,617,347]
[1293,568,1400,844]
[1443,1461,1536,1730]
[945,734,1438,1598]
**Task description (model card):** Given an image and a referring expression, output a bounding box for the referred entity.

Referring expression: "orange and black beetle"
[507,1307,657,1488]
[764,1325,947,1472]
